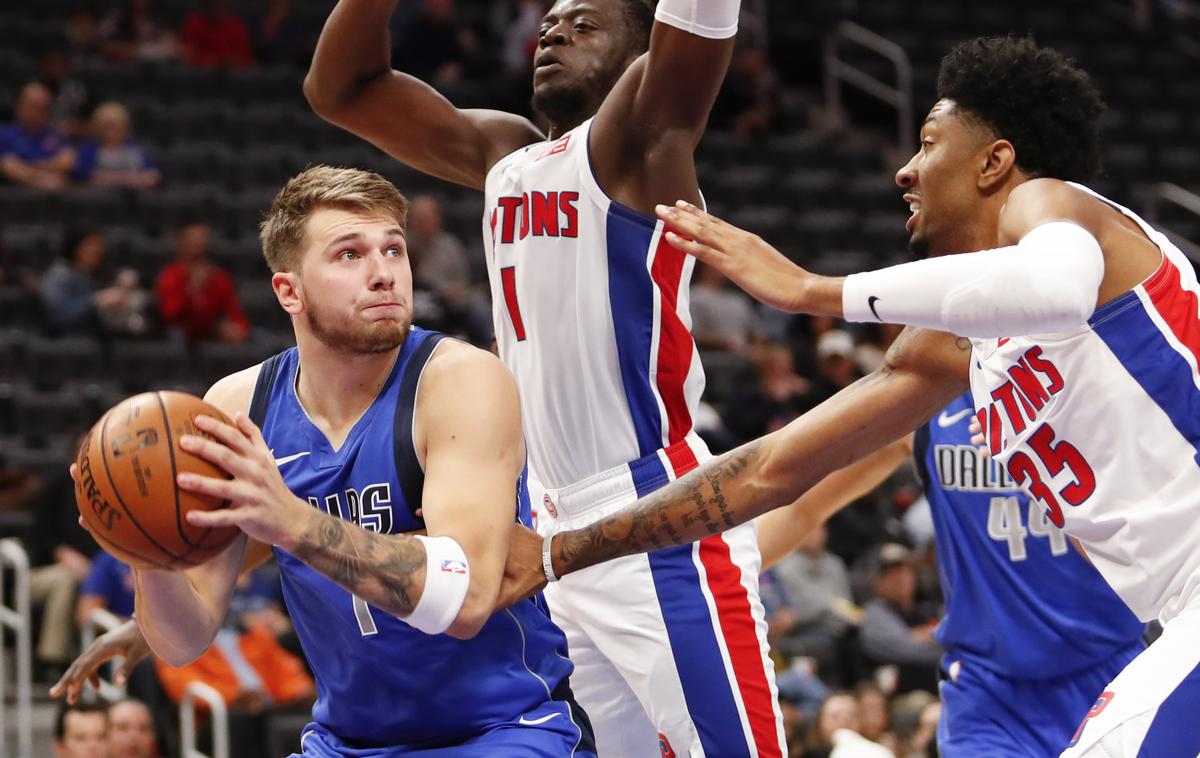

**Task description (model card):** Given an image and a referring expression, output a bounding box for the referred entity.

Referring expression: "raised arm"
[589,0,739,212]
[304,0,543,189]
[546,328,968,578]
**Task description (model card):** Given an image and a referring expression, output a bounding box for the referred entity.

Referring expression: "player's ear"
[978,139,1016,192]
[272,271,303,314]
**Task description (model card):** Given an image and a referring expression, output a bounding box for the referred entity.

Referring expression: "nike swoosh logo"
[518,713,562,726]
[273,451,311,466]
[867,295,882,321]
[937,408,974,428]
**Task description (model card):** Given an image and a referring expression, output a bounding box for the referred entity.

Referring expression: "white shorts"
[1061,595,1200,757]
[534,435,786,758]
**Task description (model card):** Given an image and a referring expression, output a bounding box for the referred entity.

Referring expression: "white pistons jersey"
[969,184,1200,624]
[483,117,708,488]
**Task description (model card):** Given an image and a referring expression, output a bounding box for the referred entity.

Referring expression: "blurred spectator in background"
[409,195,470,300]
[65,9,105,63]
[725,342,814,442]
[711,45,780,137]
[860,544,941,694]
[53,701,109,758]
[690,262,764,352]
[156,222,250,343]
[74,102,161,190]
[77,550,136,628]
[39,230,106,335]
[39,230,148,337]
[492,0,545,76]
[803,692,895,758]
[393,0,477,86]
[107,698,158,758]
[25,443,95,681]
[99,0,179,64]
[813,329,862,400]
[765,524,856,676]
[252,0,309,67]
[37,50,93,141]
[182,0,254,69]
[0,453,42,513]
[0,82,76,190]
[855,682,897,755]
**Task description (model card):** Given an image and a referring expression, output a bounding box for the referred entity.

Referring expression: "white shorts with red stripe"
[534,435,786,758]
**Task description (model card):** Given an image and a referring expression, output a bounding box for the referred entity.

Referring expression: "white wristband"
[542,533,559,583]
[405,536,470,635]
[654,0,740,39]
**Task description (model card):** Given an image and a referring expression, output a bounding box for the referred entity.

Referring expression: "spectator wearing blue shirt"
[77,551,136,626]
[73,102,160,190]
[0,82,75,189]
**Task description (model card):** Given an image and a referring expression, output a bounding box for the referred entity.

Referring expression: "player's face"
[895,99,992,257]
[292,208,413,355]
[108,702,155,758]
[532,0,640,122]
[54,712,109,758]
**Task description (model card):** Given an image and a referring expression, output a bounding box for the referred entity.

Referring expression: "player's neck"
[293,342,401,445]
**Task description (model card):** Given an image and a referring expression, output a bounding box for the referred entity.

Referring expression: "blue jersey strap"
[393,332,447,521]
[248,351,287,428]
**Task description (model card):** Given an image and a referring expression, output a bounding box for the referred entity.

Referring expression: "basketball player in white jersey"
[306,2,786,756]
[503,37,1200,757]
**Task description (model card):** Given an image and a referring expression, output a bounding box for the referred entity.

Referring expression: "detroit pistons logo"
[543,493,558,518]
[658,733,676,758]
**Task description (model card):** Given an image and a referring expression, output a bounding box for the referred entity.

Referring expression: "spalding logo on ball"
[74,391,240,569]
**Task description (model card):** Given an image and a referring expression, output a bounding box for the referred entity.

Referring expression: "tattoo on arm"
[291,513,426,618]
[554,440,764,575]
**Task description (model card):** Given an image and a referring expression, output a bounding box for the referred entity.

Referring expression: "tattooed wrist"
[289,510,427,618]
[552,441,764,576]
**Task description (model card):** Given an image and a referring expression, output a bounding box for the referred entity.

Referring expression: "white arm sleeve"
[842,222,1104,338]
[654,0,740,39]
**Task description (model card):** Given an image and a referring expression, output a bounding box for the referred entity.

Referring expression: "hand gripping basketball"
[177,413,312,550]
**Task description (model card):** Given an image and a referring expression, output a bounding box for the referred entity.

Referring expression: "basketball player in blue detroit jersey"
[752,392,1145,757]
[308,2,787,756]
[82,166,595,757]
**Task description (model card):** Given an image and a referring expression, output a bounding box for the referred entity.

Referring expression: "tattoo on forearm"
[292,514,426,617]
[555,440,764,575]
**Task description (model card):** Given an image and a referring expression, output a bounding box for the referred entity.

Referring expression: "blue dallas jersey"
[250,327,574,749]
[914,392,1144,680]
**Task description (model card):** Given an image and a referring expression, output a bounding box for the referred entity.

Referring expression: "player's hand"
[49,618,151,703]
[178,414,311,549]
[655,201,813,313]
[968,417,990,457]
[495,523,547,610]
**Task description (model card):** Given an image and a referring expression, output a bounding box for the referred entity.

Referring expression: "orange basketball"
[74,391,241,570]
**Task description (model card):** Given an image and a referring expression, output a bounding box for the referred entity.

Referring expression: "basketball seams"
[97,400,184,566]
[154,391,213,555]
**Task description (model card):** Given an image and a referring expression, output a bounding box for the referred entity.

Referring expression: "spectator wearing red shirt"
[181,0,253,69]
[156,222,250,343]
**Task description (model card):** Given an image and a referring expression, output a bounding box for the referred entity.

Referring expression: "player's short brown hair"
[260,165,409,272]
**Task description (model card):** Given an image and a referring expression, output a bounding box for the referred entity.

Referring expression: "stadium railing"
[0,539,32,758]
[181,680,229,758]
[823,20,914,154]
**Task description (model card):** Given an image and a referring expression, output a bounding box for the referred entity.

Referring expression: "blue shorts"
[292,697,597,758]
[937,641,1143,757]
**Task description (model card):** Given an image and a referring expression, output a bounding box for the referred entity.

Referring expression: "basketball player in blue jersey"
[76,165,595,757]
[307,2,788,756]
[751,393,1145,756]
[499,38,1200,756]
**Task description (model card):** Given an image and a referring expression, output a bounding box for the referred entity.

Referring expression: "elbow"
[302,73,336,118]
[442,582,497,640]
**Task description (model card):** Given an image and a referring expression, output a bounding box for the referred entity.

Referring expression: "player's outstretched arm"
[541,329,967,581]
[589,0,738,212]
[755,435,913,570]
[305,0,543,190]
[656,180,1126,338]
